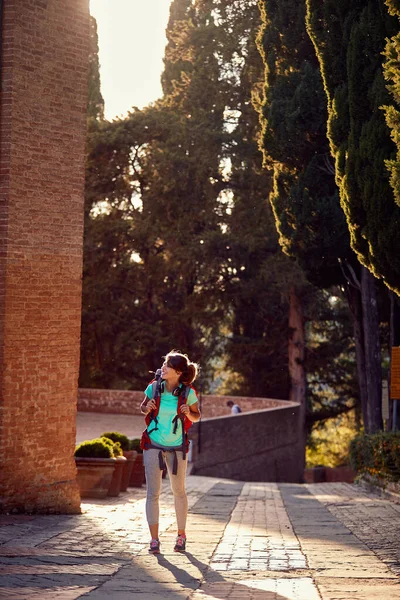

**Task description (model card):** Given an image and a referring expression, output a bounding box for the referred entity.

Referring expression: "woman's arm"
[180,401,201,422]
[140,395,156,415]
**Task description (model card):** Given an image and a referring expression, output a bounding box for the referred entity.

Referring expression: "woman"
[140,350,201,554]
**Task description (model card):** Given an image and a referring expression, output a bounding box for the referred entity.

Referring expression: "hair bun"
[181,362,198,385]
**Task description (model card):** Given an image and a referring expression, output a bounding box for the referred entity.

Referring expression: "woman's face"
[161,359,181,380]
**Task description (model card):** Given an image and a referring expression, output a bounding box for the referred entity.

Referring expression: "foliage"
[81,1,386,437]
[305,290,359,430]
[257,0,361,420]
[81,1,230,389]
[306,412,358,468]
[383,1,400,210]
[215,0,295,398]
[100,431,130,452]
[130,438,143,454]
[349,431,400,481]
[306,0,400,296]
[74,438,114,459]
[81,2,299,397]
[87,16,104,121]
[101,437,123,457]
[257,0,353,290]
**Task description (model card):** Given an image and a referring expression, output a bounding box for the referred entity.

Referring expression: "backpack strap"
[144,378,162,433]
[172,385,194,460]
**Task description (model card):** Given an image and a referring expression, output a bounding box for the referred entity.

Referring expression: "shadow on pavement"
[155,551,300,600]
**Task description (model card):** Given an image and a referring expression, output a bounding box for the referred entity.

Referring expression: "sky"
[89,0,172,121]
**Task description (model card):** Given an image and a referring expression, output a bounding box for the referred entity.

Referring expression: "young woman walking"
[140,350,201,554]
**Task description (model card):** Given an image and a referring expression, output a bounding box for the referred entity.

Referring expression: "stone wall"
[189,403,303,482]
[0,0,89,513]
[77,388,286,419]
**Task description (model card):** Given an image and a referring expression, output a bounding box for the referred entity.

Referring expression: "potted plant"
[129,438,145,487]
[101,437,127,497]
[74,438,116,499]
[101,431,136,492]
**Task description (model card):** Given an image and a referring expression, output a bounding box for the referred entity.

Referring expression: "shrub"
[100,431,130,451]
[75,438,114,459]
[101,437,123,457]
[349,432,400,482]
[130,438,143,453]
[306,412,357,468]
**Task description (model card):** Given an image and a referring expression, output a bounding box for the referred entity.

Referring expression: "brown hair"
[165,350,199,385]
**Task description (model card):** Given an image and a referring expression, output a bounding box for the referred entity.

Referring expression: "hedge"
[349,432,400,482]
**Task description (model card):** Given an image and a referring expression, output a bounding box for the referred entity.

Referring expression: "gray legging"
[143,446,188,530]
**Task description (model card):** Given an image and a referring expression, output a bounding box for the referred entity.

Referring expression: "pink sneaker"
[174,534,186,552]
[148,538,160,554]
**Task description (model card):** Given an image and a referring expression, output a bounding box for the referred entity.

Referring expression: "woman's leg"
[143,449,163,538]
[165,451,188,534]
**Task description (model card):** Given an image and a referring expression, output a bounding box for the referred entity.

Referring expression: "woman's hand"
[141,399,156,414]
[180,402,201,422]
[180,404,190,416]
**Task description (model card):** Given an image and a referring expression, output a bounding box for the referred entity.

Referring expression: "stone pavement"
[75,413,144,445]
[0,477,399,599]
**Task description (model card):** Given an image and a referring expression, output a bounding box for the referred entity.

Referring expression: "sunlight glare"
[89,0,172,120]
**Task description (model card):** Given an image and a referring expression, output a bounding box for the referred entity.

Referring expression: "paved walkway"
[0,478,399,599]
[76,412,144,445]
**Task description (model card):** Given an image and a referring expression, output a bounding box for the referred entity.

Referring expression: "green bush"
[349,432,400,482]
[100,431,130,451]
[74,438,114,459]
[130,438,143,453]
[101,437,123,457]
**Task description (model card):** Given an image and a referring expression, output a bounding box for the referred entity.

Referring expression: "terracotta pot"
[75,457,116,499]
[129,452,145,487]
[108,455,126,497]
[121,450,137,491]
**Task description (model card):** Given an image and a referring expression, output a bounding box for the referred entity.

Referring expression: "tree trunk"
[288,286,306,473]
[361,266,382,433]
[344,281,368,431]
[389,291,400,430]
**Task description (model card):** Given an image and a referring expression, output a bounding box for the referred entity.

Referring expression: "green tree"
[306,0,400,295]
[87,16,104,121]
[208,0,294,399]
[257,0,363,429]
[305,0,399,431]
[383,0,400,371]
[81,3,229,388]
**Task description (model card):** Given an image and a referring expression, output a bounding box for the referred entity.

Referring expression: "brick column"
[0,0,89,513]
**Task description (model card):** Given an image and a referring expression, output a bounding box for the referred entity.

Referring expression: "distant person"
[227,400,242,414]
[140,350,201,555]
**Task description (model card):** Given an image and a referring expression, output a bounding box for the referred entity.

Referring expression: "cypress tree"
[257,0,363,425]
[257,0,397,433]
[87,16,104,121]
[383,1,400,211]
[306,0,400,295]
[304,0,399,431]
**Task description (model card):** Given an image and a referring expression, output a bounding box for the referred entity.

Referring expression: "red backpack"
[140,378,196,470]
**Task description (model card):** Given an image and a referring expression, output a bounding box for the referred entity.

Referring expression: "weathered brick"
[0,0,89,514]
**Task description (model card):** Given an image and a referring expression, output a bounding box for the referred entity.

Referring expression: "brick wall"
[189,403,304,482]
[0,0,89,513]
[77,388,286,419]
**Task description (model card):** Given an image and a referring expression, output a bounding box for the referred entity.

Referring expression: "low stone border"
[77,388,288,419]
[304,466,356,484]
[356,473,400,505]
